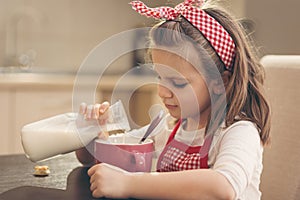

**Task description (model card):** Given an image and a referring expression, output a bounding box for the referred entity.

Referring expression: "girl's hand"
[78,102,110,139]
[79,101,110,123]
[88,163,132,199]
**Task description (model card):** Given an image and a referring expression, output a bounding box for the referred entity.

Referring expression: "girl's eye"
[172,81,188,88]
[156,76,188,88]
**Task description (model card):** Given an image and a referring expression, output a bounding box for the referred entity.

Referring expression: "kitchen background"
[0,0,299,155]
[1,0,299,72]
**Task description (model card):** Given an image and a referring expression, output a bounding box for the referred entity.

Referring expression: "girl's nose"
[158,84,173,99]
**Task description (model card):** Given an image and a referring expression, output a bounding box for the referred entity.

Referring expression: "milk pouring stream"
[21,100,130,162]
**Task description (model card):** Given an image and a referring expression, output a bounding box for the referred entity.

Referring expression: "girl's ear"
[211,70,232,95]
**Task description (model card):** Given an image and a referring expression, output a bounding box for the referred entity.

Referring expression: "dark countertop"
[0,153,80,194]
[0,153,136,200]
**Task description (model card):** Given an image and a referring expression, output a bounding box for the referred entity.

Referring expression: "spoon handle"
[139,110,164,143]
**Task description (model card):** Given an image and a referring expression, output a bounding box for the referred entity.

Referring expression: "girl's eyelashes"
[171,81,188,88]
[157,76,188,88]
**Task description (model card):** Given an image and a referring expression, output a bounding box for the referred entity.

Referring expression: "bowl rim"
[95,134,153,145]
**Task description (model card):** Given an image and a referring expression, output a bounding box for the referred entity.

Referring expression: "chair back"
[260,55,300,200]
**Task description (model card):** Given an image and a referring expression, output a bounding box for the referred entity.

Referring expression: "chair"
[260,55,300,200]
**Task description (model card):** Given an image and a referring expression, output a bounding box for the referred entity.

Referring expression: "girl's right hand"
[78,101,110,138]
[79,101,110,122]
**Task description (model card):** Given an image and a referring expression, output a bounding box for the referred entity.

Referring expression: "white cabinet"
[0,88,73,154]
[0,90,14,154]
[13,88,73,154]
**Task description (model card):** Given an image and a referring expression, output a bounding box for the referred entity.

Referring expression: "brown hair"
[149,4,271,146]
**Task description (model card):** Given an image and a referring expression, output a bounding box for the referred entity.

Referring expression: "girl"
[77,0,271,199]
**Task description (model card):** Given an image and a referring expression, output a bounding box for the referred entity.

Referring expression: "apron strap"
[165,120,181,145]
[199,134,213,158]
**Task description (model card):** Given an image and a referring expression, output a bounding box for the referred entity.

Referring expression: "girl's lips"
[165,104,178,110]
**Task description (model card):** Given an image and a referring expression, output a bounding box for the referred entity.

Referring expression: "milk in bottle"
[21,100,130,162]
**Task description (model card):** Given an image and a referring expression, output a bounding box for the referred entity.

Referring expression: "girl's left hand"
[88,163,132,199]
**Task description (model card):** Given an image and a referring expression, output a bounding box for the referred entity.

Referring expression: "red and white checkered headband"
[130,0,236,70]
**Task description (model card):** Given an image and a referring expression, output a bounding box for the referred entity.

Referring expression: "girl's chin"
[168,109,201,121]
[167,109,181,119]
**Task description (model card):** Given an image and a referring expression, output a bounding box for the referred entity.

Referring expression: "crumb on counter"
[34,165,50,177]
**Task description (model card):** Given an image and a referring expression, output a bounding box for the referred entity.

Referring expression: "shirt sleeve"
[212,121,263,199]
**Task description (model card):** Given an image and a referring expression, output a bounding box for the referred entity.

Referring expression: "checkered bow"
[130,0,236,70]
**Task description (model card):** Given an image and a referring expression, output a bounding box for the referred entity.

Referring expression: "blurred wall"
[0,0,159,73]
[220,0,246,18]
[0,0,298,73]
[245,0,300,55]
[218,0,300,56]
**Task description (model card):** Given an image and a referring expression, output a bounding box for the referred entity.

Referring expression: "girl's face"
[152,49,212,127]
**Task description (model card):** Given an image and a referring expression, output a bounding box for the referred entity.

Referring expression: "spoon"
[139,110,164,144]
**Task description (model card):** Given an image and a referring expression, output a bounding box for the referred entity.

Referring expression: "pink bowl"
[94,134,154,172]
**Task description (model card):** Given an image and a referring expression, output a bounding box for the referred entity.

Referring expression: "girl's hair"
[149,3,271,146]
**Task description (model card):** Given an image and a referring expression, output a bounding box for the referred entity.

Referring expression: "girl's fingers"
[92,104,101,119]
[86,104,101,120]
[90,181,97,191]
[90,181,102,198]
[86,105,94,119]
[99,101,110,114]
[92,189,102,198]
[88,165,96,176]
[88,165,103,197]
[98,102,110,125]
[79,102,87,115]
[81,102,110,120]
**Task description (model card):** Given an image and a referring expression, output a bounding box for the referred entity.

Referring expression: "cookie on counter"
[34,165,50,177]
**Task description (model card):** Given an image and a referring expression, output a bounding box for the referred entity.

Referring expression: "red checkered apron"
[157,120,213,172]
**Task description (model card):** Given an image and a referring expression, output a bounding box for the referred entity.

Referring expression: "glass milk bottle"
[21,100,130,162]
